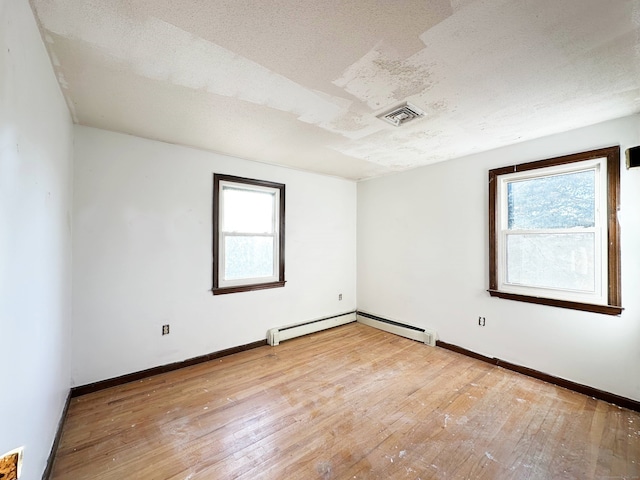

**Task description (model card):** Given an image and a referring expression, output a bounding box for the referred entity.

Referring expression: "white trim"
[218,180,280,288]
[496,157,608,305]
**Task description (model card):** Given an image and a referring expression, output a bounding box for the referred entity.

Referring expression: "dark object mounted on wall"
[626,146,640,169]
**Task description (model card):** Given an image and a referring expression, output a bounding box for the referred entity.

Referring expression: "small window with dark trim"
[212,174,285,295]
[488,146,622,315]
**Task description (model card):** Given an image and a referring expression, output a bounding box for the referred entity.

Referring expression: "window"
[488,147,621,315]
[212,174,285,295]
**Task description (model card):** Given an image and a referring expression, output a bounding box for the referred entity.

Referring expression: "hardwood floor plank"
[51,323,640,479]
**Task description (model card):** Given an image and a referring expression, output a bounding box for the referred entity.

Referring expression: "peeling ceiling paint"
[30,0,640,179]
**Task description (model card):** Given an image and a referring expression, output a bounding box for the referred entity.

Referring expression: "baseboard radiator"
[267,311,356,346]
[356,311,437,346]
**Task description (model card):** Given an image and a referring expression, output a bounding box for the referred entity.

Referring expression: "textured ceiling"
[31,0,640,180]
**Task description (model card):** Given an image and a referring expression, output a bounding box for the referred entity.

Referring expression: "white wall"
[0,1,74,479]
[72,126,357,386]
[358,115,640,401]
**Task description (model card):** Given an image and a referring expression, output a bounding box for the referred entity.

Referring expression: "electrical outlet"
[162,324,170,335]
[0,447,23,480]
[478,316,486,327]
[338,294,343,301]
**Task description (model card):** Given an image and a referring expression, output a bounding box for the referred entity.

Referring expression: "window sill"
[212,281,286,295]
[487,289,623,316]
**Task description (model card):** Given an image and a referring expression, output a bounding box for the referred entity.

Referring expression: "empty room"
[2,0,640,479]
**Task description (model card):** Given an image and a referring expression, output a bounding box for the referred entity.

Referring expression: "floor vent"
[267,311,356,346]
[357,312,436,346]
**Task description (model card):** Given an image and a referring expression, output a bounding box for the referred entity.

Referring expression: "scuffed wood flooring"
[51,323,640,479]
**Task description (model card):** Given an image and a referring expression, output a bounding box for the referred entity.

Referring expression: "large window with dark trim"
[488,146,621,315]
[212,174,285,295]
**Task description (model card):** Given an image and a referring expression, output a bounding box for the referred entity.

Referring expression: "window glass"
[224,236,275,280]
[223,187,275,233]
[507,170,595,230]
[506,233,595,292]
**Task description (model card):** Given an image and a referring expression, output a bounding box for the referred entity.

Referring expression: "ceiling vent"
[378,102,425,127]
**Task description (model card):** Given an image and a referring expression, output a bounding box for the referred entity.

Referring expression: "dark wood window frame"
[488,146,622,315]
[212,174,285,295]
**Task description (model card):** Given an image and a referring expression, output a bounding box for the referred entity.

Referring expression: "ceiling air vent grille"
[378,102,425,127]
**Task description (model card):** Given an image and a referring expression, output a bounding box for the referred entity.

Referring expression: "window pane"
[507,170,595,229]
[224,236,274,280]
[223,187,275,233]
[506,233,595,292]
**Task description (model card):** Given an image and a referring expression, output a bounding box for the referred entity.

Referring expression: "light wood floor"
[51,323,640,479]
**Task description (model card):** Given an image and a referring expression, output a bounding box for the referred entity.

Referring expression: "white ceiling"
[31,0,640,180]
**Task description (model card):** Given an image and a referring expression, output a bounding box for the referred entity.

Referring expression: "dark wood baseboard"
[42,390,71,480]
[436,340,640,412]
[71,339,268,398]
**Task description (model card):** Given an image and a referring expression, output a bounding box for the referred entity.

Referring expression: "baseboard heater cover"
[356,312,437,346]
[267,311,356,346]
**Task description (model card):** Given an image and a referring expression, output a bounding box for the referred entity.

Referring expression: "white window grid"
[218,181,280,288]
[496,157,608,305]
